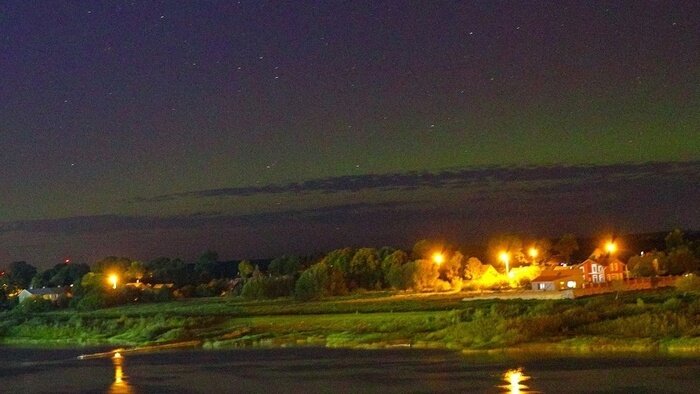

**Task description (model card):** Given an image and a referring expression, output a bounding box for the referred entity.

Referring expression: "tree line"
[1,229,699,311]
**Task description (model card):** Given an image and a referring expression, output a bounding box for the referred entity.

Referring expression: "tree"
[665,229,688,251]
[294,262,330,301]
[0,287,8,309]
[80,272,107,289]
[411,239,433,260]
[531,238,553,265]
[627,252,665,277]
[667,247,698,275]
[347,248,382,290]
[381,250,409,289]
[7,261,37,288]
[403,260,440,291]
[195,250,218,281]
[269,255,301,276]
[238,260,254,279]
[464,257,484,280]
[440,251,465,283]
[554,234,579,263]
[41,262,91,287]
[145,257,189,286]
[31,268,58,288]
[321,248,355,274]
[126,261,146,282]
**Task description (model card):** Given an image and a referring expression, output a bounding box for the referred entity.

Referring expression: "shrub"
[675,274,700,295]
[75,292,109,311]
[16,297,54,313]
[662,297,682,311]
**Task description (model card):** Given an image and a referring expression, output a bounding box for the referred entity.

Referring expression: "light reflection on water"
[500,367,537,394]
[109,352,133,394]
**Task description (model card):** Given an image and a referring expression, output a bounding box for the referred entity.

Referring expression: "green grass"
[2,289,699,354]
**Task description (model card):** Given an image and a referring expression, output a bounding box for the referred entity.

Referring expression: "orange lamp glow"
[108,274,118,289]
[499,251,510,273]
[432,252,445,265]
[528,247,538,259]
[605,241,617,254]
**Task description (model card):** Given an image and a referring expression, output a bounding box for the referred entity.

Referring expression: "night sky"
[1,1,699,267]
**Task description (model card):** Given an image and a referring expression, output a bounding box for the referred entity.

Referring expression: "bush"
[153,287,174,302]
[176,285,196,298]
[74,292,109,311]
[676,274,700,295]
[16,297,54,313]
[195,284,216,297]
[241,276,295,300]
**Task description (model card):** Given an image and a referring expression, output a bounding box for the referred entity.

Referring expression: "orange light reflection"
[109,352,132,394]
[500,368,532,394]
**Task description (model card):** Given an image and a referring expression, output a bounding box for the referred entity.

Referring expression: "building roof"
[532,269,581,283]
[24,287,67,295]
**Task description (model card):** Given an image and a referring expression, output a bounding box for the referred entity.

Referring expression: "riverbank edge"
[2,336,700,357]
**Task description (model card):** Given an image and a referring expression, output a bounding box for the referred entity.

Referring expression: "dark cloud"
[0,202,413,235]
[2,161,697,266]
[135,161,700,202]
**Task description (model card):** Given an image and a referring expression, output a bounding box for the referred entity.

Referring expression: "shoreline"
[3,336,700,358]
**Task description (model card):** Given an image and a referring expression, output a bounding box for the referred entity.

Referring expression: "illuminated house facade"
[576,256,629,285]
[577,259,606,284]
[531,268,584,291]
[604,257,628,281]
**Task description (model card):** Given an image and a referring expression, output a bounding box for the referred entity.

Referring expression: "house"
[531,268,584,291]
[577,259,606,284]
[18,287,69,303]
[604,257,628,281]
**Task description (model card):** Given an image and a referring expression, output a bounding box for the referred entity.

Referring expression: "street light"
[499,251,510,273]
[605,241,617,255]
[108,274,118,289]
[432,252,445,265]
[528,247,538,263]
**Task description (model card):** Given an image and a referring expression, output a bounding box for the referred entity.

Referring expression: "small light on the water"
[502,368,530,394]
[110,351,132,393]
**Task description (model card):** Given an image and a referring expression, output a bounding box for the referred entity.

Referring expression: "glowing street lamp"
[108,274,119,289]
[528,247,538,263]
[432,252,445,265]
[605,241,617,255]
[499,251,510,273]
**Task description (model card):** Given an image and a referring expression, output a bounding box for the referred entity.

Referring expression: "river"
[1,347,698,393]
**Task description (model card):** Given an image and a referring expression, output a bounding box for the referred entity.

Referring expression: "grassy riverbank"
[1,289,699,354]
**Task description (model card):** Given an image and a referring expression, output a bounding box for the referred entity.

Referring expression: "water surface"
[1,347,698,393]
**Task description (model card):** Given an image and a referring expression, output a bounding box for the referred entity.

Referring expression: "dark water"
[1,347,699,393]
